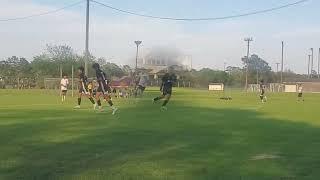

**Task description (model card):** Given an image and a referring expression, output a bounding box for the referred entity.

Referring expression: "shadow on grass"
[0,102,319,180]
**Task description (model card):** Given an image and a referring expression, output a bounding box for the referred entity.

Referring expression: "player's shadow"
[0,103,320,180]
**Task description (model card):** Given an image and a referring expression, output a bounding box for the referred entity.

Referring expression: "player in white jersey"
[135,72,149,98]
[297,84,304,101]
[60,75,69,102]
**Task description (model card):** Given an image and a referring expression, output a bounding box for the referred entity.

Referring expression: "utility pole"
[318,48,320,78]
[60,64,63,78]
[281,41,284,84]
[276,63,280,72]
[71,65,74,97]
[85,0,90,76]
[308,55,311,79]
[310,48,314,78]
[244,38,253,92]
[256,68,259,85]
[276,62,280,83]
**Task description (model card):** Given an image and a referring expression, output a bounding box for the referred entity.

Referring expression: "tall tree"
[241,54,273,83]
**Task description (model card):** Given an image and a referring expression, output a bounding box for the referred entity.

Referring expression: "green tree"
[101,62,125,78]
[242,54,273,83]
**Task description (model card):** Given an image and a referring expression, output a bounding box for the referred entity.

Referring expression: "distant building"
[139,54,192,75]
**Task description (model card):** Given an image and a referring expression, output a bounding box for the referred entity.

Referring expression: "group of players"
[60,64,177,114]
[259,80,304,103]
[76,63,118,114]
[60,64,305,114]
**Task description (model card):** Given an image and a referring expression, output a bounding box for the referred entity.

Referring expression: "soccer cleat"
[74,105,80,109]
[161,106,167,111]
[112,107,118,115]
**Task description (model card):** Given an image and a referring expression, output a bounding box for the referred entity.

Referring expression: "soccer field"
[0,89,319,180]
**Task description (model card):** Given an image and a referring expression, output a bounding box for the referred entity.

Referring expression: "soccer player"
[297,84,304,101]
[88,81,93,96]
[153,67,177,111]
[92,63,118,114]
[135,72,149,98]
[259,80,267,103]
[74,66,96,109]
[60,75,69,102]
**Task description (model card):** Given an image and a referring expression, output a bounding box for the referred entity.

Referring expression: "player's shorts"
[260,90,265,96]
[162,87,172,96]
[61,90,67,94]
[88,89,93,95]
[79,86,89,94]
[298,93,303,97]
[138,85,146,92]
[97,82,111,94]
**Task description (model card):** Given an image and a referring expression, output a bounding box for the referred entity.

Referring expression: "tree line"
[0,44,304,89]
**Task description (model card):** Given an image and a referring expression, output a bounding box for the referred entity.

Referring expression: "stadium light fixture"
[135,41,142,72]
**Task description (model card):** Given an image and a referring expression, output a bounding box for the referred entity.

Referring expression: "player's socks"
[260,95,264,101]
[108,100,113,107]
[162,100,169,107]
[78,98,81,106]
[96,100,104,112]
[97,99,102,106]
[89,97,95,104]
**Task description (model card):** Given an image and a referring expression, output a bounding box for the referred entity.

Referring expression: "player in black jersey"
[92,63,118,114]
[153,67,177,111]
[259,80,267,103]
[74,66,96,109]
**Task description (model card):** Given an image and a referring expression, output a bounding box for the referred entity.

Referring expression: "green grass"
[0,88,319,180]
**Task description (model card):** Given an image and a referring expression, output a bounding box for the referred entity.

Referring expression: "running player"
[60,75,69,102]
[88,81,93,96]
[153,67,177,111]
[74,66,96,109]
[259,80,267,103]
[92,63,118,114]
[135,72,149,98]
[297,84,304,101]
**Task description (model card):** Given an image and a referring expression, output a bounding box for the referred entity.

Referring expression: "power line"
[90,0,309,21]
[0,0,85,22]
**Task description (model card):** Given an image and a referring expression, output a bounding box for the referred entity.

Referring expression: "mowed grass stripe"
[0,88,319,180]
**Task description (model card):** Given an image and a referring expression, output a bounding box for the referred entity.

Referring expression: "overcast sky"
[0,0,319,73]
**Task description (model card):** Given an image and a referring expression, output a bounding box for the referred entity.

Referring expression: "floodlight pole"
[244,38,253,92]
[308,55,311,79]
[134,41,142,72]
[281,41,284,84]
[85,0,90,76]
[310,48,314,78]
